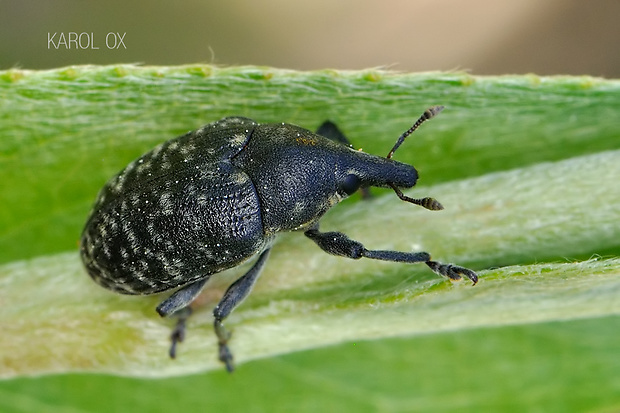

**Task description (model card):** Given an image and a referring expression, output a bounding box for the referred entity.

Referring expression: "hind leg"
[156,277,209,358]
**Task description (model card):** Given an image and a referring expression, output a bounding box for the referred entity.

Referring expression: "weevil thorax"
[232,122,418,235]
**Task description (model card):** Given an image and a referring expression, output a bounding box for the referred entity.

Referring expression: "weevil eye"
[340,174,361,196]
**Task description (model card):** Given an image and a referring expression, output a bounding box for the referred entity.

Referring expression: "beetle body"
[81,109,477,372]
[81,117,418,295]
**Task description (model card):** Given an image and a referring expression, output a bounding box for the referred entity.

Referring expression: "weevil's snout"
[337,152,418,195]
[382,161,444,211]
[382,160,444,211]
[377,160,419,189]
[337,156,442,211]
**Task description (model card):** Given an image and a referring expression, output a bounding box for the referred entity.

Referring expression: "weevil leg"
[156,278,209,317]
[316,121,372,200]
[316,120,351,146]
[425,261,478,285]
[156,277,209,358]
[305,226,477,285]
[213,248,272,373]
[168,306,192,359]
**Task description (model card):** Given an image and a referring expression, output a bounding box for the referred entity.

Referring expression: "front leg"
[304,225,477,285]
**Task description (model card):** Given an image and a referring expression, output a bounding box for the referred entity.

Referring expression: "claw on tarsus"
[215,319,235,373]
[168,308,191,359]
[169,322,184,359]
[426,260,478,285]
[219,340,235,373]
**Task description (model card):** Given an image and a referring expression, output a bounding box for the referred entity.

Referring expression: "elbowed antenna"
[388,183,444,210]
[387,105,444,159]
[387,106,445,211]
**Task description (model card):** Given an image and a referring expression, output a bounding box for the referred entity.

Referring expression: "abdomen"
[80,162,265,295]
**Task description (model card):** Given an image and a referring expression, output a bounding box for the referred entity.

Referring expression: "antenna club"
[424,105,445,120]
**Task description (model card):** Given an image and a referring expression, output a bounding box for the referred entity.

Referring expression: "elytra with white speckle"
[81,117,267,294]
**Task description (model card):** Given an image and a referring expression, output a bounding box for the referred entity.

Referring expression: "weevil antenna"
[387,106,445,211]
[386,105,444,159]
[388,183,444,211]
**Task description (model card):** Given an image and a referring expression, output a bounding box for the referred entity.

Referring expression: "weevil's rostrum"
[81,107,478,372]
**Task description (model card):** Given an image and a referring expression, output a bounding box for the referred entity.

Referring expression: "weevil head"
[232,122,419,234]
[334,147,418,197]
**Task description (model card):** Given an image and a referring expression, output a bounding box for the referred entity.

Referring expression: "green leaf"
[1,66,619,412]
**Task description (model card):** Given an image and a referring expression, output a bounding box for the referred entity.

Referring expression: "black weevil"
[80,106,477,372]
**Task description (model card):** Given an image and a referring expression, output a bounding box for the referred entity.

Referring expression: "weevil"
[80,106,477,372]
